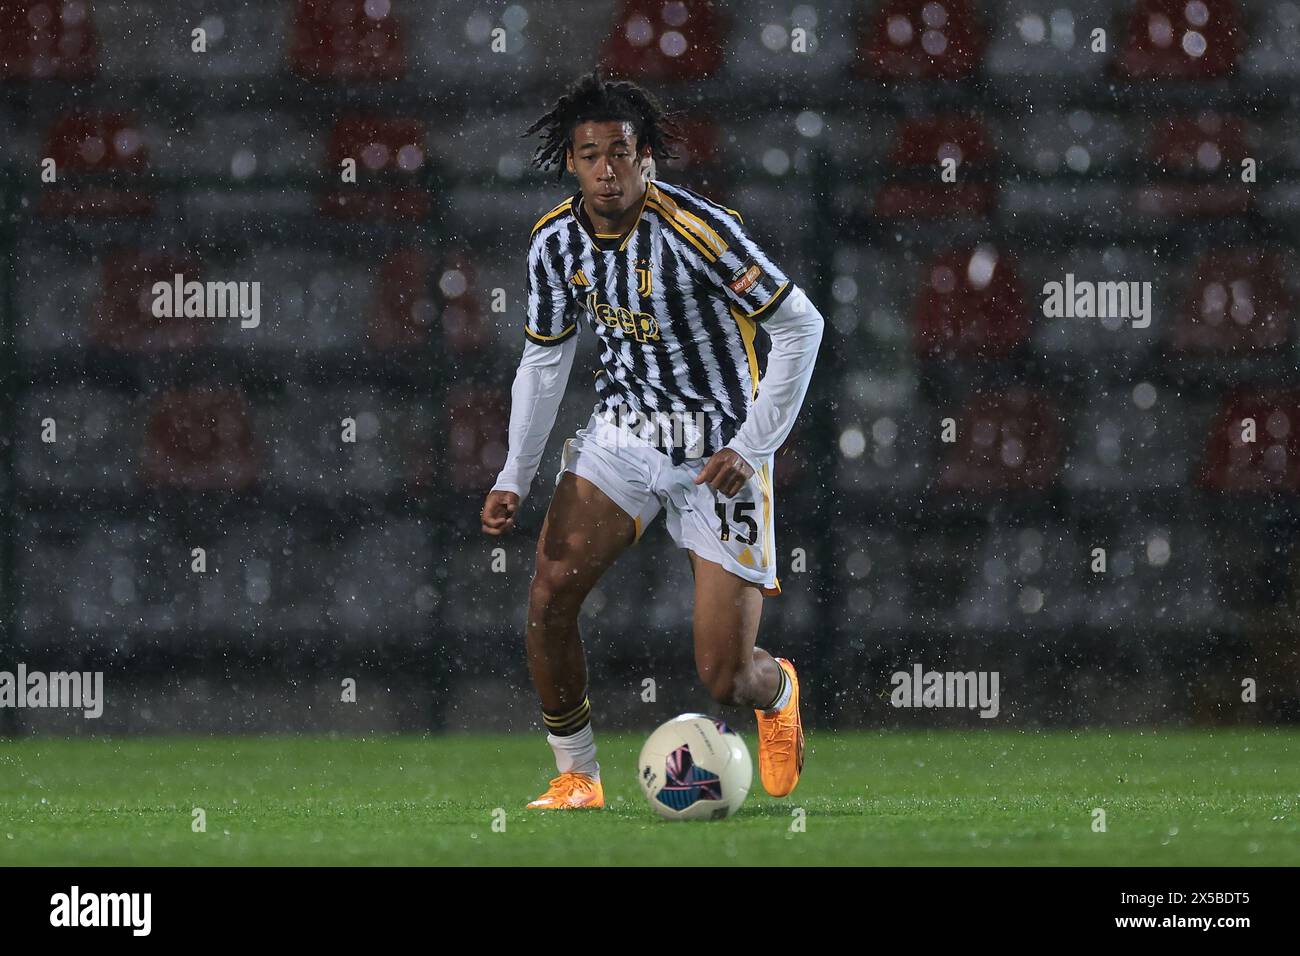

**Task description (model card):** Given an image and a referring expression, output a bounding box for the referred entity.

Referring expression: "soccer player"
[481,69,825,809]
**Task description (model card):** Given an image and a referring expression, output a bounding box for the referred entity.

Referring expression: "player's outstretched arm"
[482,335,577,534]
[701,284,824,489]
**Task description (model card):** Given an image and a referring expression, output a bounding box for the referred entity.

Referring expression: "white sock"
[548,723,599,779]
[763,664,792,715]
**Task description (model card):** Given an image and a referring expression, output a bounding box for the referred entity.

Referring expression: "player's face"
[565,120,652,218]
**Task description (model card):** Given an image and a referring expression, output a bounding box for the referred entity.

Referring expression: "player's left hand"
[693,448,754,497]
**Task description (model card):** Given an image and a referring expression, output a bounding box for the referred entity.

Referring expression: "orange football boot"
[525,772,605,810]
[754,657,805,797]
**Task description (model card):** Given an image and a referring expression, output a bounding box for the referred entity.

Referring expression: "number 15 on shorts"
[714,501,758,544]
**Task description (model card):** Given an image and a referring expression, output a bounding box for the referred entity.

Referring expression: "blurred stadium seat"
[0,0,98,79]
[1006,109,1133,176]
[88,249,213,352]
[141,386,261,491]
[835,369,934,493]
[18,517,192,634]
[160,113,316,179]
[1199,389,1300,492]
[1171,248,1293,353]
[427,250,489,353]
[599,0,726,83]
[228,248,370,352]
[15,245,99,352]
[1081,523,1229,628]
[333,521,435,631]
[875,114,996,219]
[955,525,1083,630]
[262,386,433,497]
[1136,113,1252,217]
[288,0,406,80]
[938,388,1064,491]
[1063,385,1194,490]
[717,0,855,86]
[857,0,986,79]
[1115,0,1242,79]
[39,111,154,217]
[659,113,725,174]
[985,2,1108,78]
[322,114,430,219]
[446,382,509,492]
[836,527,915,629]
[912,244,1029,359]
[370,248,436,351]
[18,385,139,492]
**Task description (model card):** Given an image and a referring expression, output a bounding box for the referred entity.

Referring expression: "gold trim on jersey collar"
[574,181,655,252]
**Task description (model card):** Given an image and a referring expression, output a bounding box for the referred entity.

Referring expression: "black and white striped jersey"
[523,179,794,465]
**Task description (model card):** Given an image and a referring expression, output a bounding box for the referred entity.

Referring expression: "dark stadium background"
[1,0,1298,736]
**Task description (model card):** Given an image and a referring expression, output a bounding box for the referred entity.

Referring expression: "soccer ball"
[638,713,753,821]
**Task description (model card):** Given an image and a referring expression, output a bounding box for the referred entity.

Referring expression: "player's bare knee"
[528,565,590,623]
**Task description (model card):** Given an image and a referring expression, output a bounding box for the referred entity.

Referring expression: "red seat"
[446,384,509,492]
[599,0,726,83]
[857,0,985,80]
[659,114,723,172]
[1116,0,1241,79]
[141,386,260,491]
[1149,114,1250,172]
[89,250,212,352]
[875,182,992,218]
[321,115,429,220]
[1199,390,1300,493]
[937,388,1063,491]
[875,115,995,219]
[288,0,405,80]
[1135,114,1251,217]
[39,111,153,217]
[649,115,726,196]
[887,114,993,166]
[0,0,97,79]
[914,245,1028,358]
[1172,249,1293,353]
[369,248,434,350]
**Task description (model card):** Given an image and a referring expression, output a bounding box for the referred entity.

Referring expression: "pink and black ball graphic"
[655,743,722,811]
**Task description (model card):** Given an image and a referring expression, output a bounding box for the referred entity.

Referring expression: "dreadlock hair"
[521,68,684,181]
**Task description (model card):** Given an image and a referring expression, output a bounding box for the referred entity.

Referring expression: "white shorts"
[554,411,781,596]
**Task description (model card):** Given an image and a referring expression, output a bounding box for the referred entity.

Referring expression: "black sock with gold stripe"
[761,664,789,714]
[542,693,592,737]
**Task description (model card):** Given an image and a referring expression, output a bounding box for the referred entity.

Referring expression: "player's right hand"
[481,490,521,536]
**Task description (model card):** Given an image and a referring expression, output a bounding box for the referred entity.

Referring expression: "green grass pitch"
[1,729,1297,866]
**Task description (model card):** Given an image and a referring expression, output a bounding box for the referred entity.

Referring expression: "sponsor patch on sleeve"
[728,259,763,295]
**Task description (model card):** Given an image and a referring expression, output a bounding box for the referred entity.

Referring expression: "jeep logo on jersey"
[729,259,763,295]
[585,290,661,343]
